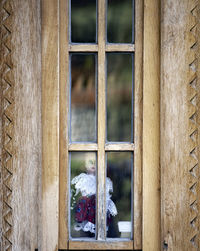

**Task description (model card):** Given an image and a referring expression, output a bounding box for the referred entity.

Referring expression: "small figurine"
[71,153,117,234]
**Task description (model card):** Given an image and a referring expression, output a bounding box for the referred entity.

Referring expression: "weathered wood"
[42,0,59,250]
[9,0,41,250]
[97,0,107,241]
[161,0,200,250]
[59,0,70,248]
[105,143,134,151]
[105,44,135,52]
[69,143,98,151]
[69,240,134,250]
[133,0,143,249]
[69,44,98,52]
[197,4,200,250]
[143,1,160,251]
[69,44,135,53]
[1,1,14,250]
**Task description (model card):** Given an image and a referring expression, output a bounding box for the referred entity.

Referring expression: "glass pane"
[71,0,97,43]
[70,54,97,142]
[70,152,97,238]
[107,0,133,43]
[107,53,133,142]
[106,152,132,238]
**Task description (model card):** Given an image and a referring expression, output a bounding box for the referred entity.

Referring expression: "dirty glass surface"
[106,152,132,238]
[70,152,97,238]
[107,0,133,43]
[107,53,133,142]
[70,54,97,142]
[71,0,97,43]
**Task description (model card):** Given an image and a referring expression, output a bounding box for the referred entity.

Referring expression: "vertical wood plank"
[143,0,160,251]
[161,1,200,250]
[134,0,143,249]
[97,0,106,241]
[42,0,59,250]
[59,0,69,249]
[0,0,42,250]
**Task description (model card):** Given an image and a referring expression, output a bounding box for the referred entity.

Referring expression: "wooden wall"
[0,0,42,250]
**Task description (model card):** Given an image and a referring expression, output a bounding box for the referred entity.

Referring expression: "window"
[42,0,143,250]
[58,0,142,249]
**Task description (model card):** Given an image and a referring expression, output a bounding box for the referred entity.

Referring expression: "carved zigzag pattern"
[1,0,13,250]
[188,1,199,249]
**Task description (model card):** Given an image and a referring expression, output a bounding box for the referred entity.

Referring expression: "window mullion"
[97,0,106,241]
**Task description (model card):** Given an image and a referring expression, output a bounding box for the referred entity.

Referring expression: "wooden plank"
[105,143,134,151]
[161,1,200,250]
[134,0,143,249]
[42,0,59,250]
[69,44,98,52]
[69,240,133,250]
[69,143,98,151]
[97,0,106,241]
[7,0,42,250]
[143,1,160,251]
[59,0,69,249]
[69,44,135,53]
[106,44,135,52]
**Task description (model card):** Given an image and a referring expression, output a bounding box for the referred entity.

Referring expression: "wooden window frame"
[41,0,160,250]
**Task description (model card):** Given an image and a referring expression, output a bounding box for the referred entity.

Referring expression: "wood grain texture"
[69,240,134,250]
[59,0,69,248]
[0,0,13,250]
[134,0,143,249]
[7,0,41,250]
[143,0,160,251]
[97,0,106,241]
[161,0,200,250]
[105,44,135,52]
[196,3,200,250]
[69,143,98,151]
[69,44,98,52]
[105,143,134,151]
[42,0,59,250]
[188,3,199,250]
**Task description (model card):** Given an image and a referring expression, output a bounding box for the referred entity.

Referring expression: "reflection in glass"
[70,54,96,142]
[71,0,96,43]
[107,53,133,142]
[107,0,133,43]
[107,152,132,238]
[70,152,97,238]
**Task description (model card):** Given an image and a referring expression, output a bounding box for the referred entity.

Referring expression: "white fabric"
[71,173,118,233]
[74,221,96,234]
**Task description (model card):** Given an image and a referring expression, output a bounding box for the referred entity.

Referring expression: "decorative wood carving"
[0,0,13,250]
[188,2,199,249]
